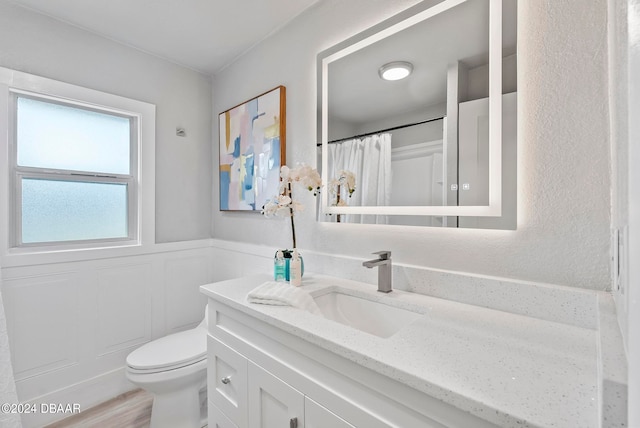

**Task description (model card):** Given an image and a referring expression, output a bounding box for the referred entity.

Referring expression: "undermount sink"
[313,291,423,338]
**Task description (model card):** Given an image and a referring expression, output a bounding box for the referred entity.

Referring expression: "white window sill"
[0,239,213,268]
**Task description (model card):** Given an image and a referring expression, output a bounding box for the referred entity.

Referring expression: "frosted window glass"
[21,179,128,243]
[17,97,131,174]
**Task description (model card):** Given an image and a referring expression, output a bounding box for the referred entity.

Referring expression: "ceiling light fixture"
[378,61,413,81]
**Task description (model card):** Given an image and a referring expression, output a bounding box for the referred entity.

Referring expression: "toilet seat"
[126,327,206,373]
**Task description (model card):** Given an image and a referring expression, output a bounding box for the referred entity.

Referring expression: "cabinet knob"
[221,376,231,385]
[289,417,298,428]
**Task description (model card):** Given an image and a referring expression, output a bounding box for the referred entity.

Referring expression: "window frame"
[10,90,140,248]
[0,66,156,257]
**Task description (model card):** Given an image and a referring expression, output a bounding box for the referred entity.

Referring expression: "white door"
[248,361,304,428]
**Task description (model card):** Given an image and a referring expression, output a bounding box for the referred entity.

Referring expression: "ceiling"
[327,0,517,127]
[6,0,320,75]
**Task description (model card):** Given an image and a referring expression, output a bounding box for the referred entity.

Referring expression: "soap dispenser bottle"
[274,250,286,282]
[289,249,302,287]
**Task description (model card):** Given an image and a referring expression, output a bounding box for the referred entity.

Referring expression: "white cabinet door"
[209,400,239,428]
[305,397,355,428]
[208,336,248,427]
[248,361,305,428]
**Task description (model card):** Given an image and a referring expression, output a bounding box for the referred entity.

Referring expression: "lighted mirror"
[318,0,517,228]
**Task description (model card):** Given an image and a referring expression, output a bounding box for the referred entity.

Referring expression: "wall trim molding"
[1,239,213,269]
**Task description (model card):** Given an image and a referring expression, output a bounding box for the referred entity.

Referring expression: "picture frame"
[218,85,286,211]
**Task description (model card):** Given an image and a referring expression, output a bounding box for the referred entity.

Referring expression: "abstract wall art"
[218,86,286,211]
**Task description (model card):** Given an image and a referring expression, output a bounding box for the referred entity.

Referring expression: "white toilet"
[126,307,208,428]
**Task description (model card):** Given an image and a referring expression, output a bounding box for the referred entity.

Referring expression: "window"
[13,94,138,246]
[0,67,156,254]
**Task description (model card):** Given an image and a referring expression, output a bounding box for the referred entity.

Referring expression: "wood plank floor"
[45,389,153,428]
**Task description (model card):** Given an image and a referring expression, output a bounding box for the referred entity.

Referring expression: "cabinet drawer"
[208,335,247,428]
[209,400,238,428]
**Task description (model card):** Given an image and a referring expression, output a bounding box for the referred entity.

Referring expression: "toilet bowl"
[126,307,208,428]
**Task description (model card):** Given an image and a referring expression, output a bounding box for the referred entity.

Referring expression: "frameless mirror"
[317,0,517,228]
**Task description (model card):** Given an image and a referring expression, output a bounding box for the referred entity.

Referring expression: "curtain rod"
[316,116,445,146]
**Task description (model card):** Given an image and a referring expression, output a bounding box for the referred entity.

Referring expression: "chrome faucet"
[362,251,392,293]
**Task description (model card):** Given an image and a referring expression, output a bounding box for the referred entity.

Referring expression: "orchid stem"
[288,182,296,249]
[336,184,341,223]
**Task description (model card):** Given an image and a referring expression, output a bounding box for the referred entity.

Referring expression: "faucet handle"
[373,250,391,260]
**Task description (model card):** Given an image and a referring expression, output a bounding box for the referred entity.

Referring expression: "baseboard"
[20,367,134,428]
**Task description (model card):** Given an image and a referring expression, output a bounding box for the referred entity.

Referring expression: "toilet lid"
[126,327,207,371]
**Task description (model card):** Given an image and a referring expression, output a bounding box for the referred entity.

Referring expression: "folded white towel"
[247,281,321,315]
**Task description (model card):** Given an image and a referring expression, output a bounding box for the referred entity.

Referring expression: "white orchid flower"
[277,194,292,206]
[263,163,354,248]
[280,165,291,182]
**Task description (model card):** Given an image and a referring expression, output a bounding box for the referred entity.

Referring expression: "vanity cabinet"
[205,294,497,428]
[208,334,364,428]
[248,361,356,427]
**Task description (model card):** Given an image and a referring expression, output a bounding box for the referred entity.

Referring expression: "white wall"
[0,1,213,243]
[0,3,214,425]
[212,0,611,290]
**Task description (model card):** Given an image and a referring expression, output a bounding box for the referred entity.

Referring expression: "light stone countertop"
[200,273,599,428]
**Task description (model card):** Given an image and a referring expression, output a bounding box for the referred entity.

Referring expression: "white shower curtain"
[327,133,392,224]
[0,270,21,427]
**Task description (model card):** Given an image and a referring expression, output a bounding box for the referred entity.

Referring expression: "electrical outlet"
[613,226,629,296]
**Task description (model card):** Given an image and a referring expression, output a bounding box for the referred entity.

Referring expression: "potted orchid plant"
[262,164,355,278]
[261,163,322,249]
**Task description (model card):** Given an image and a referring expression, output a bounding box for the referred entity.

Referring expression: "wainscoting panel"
[210,248,244,282]
[165,255,209,333]
[240,252,273,277]
[96,264,153,356]
[0,240,214,427]
[4,273,79,381]
[209,245,272,282]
